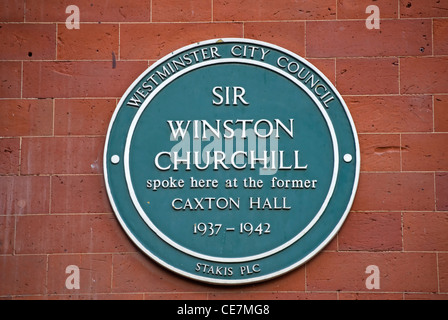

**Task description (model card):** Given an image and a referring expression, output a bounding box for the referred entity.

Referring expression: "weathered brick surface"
[25,0,152,22]
[0,0,25,22]
[120,23,243,60]
[338,212,402,251]
[436,173,448,211]
[400,57,448,94]
[353,172,435,212]
[15,214,135,254]
[0,176,51,215]
[152,0,212,22]
[403,212,448,251]
[434,19,448,55]
[214,0,336,21]
[0,99,53,136]
[336,58,399,95]
[0,62,21,98]
[0,255,47,296]
[0,0,447,300]
[346,95,433,133]
[245,22,306,56]
[440,253,448,293]
[0,24,56,60]
[435,95,448,132]
[54,98,116,136]
[402,133,448,171]
[0,138,20,175]
[358,134,401,172]
[23,61,148,98]
[400,0,448,18]
[21,137,104,174]
[57,23,119,60]
[51,175,112,214]
[306,251,438,293]
[307,20,431,58]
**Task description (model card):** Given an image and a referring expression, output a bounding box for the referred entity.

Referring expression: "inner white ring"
[124,58,339,263]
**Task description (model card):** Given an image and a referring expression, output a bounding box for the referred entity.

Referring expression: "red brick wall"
[1,0,447,300]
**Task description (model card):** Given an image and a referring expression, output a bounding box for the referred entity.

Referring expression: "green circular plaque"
[104,39,360,285]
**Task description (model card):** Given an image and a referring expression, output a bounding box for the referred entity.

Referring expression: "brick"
[405,293,448,300]
[244,22,305,57]
[402,133,448,171]
[345,95,433,133]
[213,0,336,21]
[306,251,438,292]
[51,175,112,214]
[339,212,402,251]
[439,253,448,292]
[47,254,112,294]
[436,173,448,211]
[0,62,21,98]
[0,215,15,254]
[15,214,135,254]
[54,99,116,135]
[209,291,336,300]
[0,0,25,21]
[358,134,401,172]
[0,176,51,215]
[337,0,398,19]
[352,172,435,211]
[0,99,53,137]
[145,293,208,300]
[0,255,47,296]
[50,293,145,300]
[340,292,404,300]
[400,0,448,18]
[57,23,119,60]
[26,0,151,22]
[21,136,104,174]
[152,0,211,22]
[403,212,448,251]
[239,266,305,292]
[434,19,448,55]
[0,23,56,60]
[120,23,243,60]
[0,138,20,175]
[401,57,448,94]
[307,20,431,58]
[112,253,210,293]
[22,61,148,98]
[336,58,399,95]
[435,96,448,132]
[307,58,336,84]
